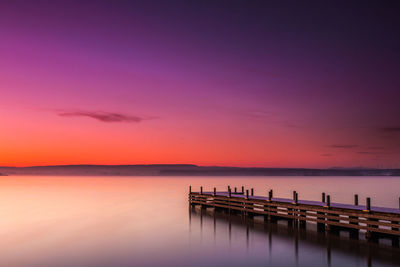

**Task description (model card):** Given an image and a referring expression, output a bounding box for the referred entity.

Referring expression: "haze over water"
[1,176,399,267]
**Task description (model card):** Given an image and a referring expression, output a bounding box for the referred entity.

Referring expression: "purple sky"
[1,1,400,167]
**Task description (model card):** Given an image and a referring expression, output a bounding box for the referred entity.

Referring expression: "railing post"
[234,187,237,193]
[365,197,371,212]
[322,192,325,203]
[251,188,254,196]
[325,195,330,208]
[246,189,249,199]
[228,187,232,197]
[354,194,358,205]
[189,185,191,194]
[213,187,216,196]
[200,186,203,194]
[293,191,297,203]
[295,192,298,204]
[241,186,244,194]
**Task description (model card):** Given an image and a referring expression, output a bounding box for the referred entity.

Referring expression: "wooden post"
[326,195,330,208]
[246,189,249,199]
[268,189,277,222]
[295,192,298,205]
[228,185,231,193]
[297,192,306,228]
[325,195,338,232]
[228,187,231,197]
[350,194,359,238]
[365,197,371,212]
[288,191,296,226]
[189,185,193,206]
[317,193,325,231]
[213,187,216,196]
[364,198,377,240]
[317,206,325,232]
[392,220,399,247]
[241,186,244,194]
[200,186,203,194]
[251,188,254,196]
[234,187,237,193]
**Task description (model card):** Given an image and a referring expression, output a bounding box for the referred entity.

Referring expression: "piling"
[350,194,359,238]
[365,197,371,212]
[326,195,330,208]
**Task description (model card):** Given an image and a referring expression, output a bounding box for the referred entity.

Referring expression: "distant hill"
[0,165,399,176]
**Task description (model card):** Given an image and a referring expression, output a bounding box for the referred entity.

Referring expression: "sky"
[1,1,400,168]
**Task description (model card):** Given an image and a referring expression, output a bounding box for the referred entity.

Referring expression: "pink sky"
[1,1,399,168]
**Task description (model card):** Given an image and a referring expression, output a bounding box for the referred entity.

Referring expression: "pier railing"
[189,186,400,243]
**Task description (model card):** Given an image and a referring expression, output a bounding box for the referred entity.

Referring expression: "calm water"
[0,176,399,267]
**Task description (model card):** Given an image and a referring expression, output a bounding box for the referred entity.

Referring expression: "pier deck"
[189,187,400,245]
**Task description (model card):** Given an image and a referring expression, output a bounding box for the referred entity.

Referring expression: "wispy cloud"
[366,146,385,150]
[240,109,301,128]
[379,127,400,133]
[356,151,391,156]
[241,110,272,119]
[56,110,155,123]
[329,144,359,149]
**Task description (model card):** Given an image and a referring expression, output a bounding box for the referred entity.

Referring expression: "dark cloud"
[241,110,272,119]
[329,144,359,149]
[366,146,385,150]
[356,151,391,155]
[241,110,300,128]
[379,127,400,133]
[56,110,152,123]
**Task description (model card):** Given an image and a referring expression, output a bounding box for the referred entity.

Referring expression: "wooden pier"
[189,186,400,246]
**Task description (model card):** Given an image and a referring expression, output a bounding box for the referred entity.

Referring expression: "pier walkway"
[189,186,400,246]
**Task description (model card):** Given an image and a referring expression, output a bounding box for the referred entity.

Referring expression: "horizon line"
[0,164,397,170]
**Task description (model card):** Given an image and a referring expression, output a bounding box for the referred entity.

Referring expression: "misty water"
[0,176,399,266]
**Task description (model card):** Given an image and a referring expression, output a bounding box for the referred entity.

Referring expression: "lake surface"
[0,176,399,266]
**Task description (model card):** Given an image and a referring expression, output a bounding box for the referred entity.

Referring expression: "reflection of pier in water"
[189,205,400,267]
